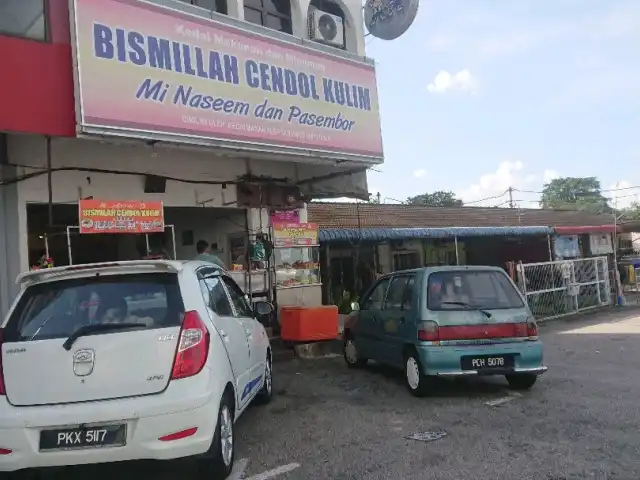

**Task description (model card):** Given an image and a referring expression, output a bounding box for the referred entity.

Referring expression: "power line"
[463,189,510,205]
[489,200,512,208]
[602,185,640,193]
[488,199,539,208]
[514,184,640,195]
[607,192,640,201]
[512,188,543,194]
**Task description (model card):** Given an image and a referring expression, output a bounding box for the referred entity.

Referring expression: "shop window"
[0,0,46,41]
[177,0,228,15]
[244,0,293,35]
[393,252,420,271]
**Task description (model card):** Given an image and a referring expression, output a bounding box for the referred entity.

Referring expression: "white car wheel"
[197,393,234,476]
[266,361,273,395]
[220,404,234,467]
[256,354,274,404]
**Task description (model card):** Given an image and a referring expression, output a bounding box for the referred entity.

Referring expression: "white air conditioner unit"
[308,8,344,47]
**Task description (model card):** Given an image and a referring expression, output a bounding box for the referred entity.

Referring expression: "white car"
[0,260,274,478]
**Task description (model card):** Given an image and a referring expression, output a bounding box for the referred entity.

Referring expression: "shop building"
[0,0,383,316]
[308,202,617,304]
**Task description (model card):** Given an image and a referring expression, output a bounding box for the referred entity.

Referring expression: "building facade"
[308,202,618,304]
[0,0,383,315]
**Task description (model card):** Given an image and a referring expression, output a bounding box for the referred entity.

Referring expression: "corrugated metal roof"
[554,225,618,234]
[319,226,553,243]
[309,202,613,229]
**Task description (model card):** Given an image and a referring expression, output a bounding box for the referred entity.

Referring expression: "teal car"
[343,266,547,397]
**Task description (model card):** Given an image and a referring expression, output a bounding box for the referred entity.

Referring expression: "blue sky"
[357,0,640,208]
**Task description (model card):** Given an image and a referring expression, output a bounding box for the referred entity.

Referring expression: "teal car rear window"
[428,270,524,311]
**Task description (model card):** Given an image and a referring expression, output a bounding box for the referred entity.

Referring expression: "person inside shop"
[195,239,226,269]
[251,233,267,270]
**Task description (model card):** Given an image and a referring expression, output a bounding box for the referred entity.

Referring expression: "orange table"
[280,305,339,342]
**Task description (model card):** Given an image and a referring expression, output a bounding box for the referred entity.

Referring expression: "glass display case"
[274,245,321,289]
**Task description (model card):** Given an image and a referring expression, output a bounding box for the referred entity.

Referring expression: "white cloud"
[455,161,560,208]
[413,169,427,178]
[427,70,477,94]
[457,161,523,206]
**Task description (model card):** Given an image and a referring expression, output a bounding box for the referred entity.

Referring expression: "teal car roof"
[379,265,507,280]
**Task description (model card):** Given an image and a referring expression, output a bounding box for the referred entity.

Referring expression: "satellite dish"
[364,0,420,41]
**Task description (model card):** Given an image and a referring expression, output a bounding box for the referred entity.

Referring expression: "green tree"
[540,177,610,213]
[406,190,463,207]
[623,202,640,221]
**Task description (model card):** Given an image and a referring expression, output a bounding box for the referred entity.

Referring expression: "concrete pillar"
[0,165,23,317]
[246,207,270,235]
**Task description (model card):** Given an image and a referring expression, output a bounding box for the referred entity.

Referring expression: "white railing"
[517,257,612,320]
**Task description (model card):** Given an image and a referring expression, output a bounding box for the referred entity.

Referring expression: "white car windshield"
[4,273,185,342]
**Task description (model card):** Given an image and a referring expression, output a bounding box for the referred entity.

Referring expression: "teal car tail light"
[418,320,539,343]
[417,321,439,342]
[526,318,539,340]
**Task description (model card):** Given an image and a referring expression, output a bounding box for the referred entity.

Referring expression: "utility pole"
[508,187,514,208]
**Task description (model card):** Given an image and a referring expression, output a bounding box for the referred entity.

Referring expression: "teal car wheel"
[404,350,431,397]
[343,336,367,368]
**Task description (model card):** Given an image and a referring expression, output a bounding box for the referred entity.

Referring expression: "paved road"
[16,309,640,480]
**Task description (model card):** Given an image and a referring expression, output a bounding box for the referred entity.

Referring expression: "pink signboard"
[271,210,300,224]
[71,0,383,159]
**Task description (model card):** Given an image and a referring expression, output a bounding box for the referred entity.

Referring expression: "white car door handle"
[220,329,229,341]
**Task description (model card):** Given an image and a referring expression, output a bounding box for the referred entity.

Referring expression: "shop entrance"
[27,204,158,267]
[26,203,249,268]
[28,202,287,322]
[27,203,176,268]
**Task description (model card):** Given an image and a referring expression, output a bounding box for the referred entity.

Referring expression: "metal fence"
[621,264,640,305]
[517,257,611,320]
